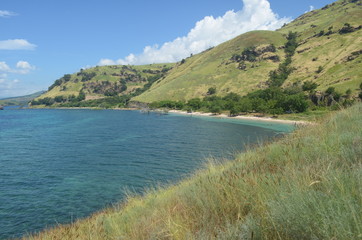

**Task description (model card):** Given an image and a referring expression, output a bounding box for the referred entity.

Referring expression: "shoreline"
[168,110,311,125]
[27,106,311,125]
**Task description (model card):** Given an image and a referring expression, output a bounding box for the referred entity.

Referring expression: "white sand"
[168,110,311,125]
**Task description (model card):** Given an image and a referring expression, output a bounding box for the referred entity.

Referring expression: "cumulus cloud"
[0,61,35,74]
[98,0,291,66]
[0,61,35,98]
[98,58,117,66]
[0,10,17,18]
[0,62,11,72]
[16,61,35,74]
[0,39,37,50]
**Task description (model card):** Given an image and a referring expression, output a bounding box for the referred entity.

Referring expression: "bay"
[0,108,293,239]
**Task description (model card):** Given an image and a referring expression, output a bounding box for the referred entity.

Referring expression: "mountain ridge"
[0,91,45,106]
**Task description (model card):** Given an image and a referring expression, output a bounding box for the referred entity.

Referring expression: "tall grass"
[26,103,362,240]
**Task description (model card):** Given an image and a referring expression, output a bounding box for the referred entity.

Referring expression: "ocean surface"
[0,108,294,239]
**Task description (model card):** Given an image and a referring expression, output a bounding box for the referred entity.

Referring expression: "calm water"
[0,108,293,239]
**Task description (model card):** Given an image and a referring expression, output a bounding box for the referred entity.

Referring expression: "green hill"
[34,0,362,109]
[0,91,45,106]
[134,31,286,102]
[135,0,362,102]
[32,64,174,108]
[278,0,362,94]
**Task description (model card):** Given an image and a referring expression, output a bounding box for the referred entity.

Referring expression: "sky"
[1,0,335,98]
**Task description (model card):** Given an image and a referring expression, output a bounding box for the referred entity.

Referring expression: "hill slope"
[0,91,44,106]
[35,0,362,108]
[278,0,362,94]
[133,30,286,102]
[33,64,174,107]
[134,0,362,102]
[27,103,362,240]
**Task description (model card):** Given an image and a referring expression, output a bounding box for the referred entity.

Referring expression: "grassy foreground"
[26,104,362,240]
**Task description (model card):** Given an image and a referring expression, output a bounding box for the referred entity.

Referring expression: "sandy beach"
[168,110,311,125]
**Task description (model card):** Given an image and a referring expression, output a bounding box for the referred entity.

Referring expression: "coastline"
[168,110,311,125]
[28,106,312,125]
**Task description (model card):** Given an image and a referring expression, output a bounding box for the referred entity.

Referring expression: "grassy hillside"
[133,30,286,102]
[279,0,362,94]
[35,0,362,107]
[26,103,362,240]
[134,0,362,103]
[34,63,174,107]
[0,91,44,106]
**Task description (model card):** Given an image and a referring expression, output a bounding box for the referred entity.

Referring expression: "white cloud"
[16,61,35,74]
[98,0,291,66]
[0,62,11,72]
[0,61,35,75]
[0,10,17,18]
[0,39,37,50]
[99,58,116,66]
[305,5,315,13]
[0,77,20,92]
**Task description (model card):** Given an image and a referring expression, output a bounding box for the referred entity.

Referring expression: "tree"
[238,98,252,113]
[77,91,86,101]
[229,104,240,116]
[187,98,202,110]
[281,94,308,113]
[223,92,241,102]
[285,32,298,56]
[54,95,66,103]
[63,74,71,82]
[209,104,222,115]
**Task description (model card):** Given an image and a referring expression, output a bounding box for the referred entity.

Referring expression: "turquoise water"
[0,108,293,239]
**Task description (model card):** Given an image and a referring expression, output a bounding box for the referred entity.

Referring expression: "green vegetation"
[150,87,309,115]
[133,0,362,102]
[267,31,297,87]
[27,103,362,240]
[31,64,174,108]
[133,30,286,102]
[34,0,362,110]
[150,81,361,116]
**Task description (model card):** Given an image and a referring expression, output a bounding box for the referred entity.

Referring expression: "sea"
[0,107,294,239]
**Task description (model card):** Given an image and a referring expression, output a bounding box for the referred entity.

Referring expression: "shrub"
[207,87,216,95]
[325,87,335,95]
[316,66,324,74]
[302,81,318,92]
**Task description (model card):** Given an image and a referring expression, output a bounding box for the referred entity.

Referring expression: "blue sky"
[1,0,335,98]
